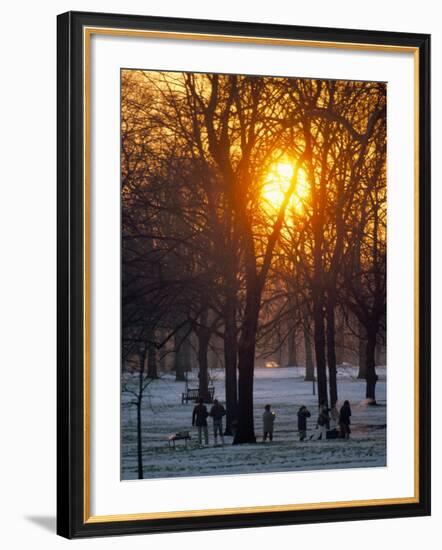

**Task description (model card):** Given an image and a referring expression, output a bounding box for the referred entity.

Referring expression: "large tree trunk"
[303,315,314,381]
[313,295,328,407]
[375,342,382,366]
[223,291,238,436]
[326,299,338,408]
[197,318,210,402]
[365,327,378,403]
[221,212,240,436]
[357,320,368,379]
[136,345,146,479]
[234,336,257,444]
[233,290,260,445]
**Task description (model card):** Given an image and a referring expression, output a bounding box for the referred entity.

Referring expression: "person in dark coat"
[209,399,226,446]
[192,398,209,445]
[297,405,311,441]
[339,400,352,439]
[262,404,276,442]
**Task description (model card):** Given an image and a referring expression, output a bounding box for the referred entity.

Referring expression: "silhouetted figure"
[209,399,226,446]
[262,404,276,442]
[339,400,352,439]
[297,405,311,441]
[192,398,209,445]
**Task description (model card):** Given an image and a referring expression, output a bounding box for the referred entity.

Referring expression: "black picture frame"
[57,10,431,539]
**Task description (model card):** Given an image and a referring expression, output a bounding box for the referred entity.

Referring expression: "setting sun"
[262,159,309,214]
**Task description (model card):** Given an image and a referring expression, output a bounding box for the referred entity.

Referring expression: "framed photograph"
[57,11,431,538]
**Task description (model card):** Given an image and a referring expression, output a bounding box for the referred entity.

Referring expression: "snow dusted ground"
[121,366,386,480]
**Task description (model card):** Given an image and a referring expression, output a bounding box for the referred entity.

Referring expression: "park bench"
[181,386,215,404]
[167,430,191,448]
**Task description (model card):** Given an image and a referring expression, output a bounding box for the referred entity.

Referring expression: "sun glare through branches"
[262,158,309,216]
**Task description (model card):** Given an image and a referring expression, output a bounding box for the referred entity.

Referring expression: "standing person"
[339,400,352,439]
[262,404,276,442]
[209,399,226,446]
[192,398,209,446]
[311,400,330,440]
[297,405,311,441]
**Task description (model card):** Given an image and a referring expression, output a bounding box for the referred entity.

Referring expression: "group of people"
[192,398,226,446]
[191,398,352,446]
[262,399,353,442]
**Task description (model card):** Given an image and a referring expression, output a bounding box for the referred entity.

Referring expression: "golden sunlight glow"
[262,159,309,215]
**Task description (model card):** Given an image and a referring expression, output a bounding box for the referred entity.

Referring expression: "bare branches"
[121,69,386,408]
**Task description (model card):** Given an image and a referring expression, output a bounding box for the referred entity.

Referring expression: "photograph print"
[121,69,387,481]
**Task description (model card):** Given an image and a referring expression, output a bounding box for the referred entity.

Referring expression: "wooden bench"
[181,386,215,404]
[167,431,191,448]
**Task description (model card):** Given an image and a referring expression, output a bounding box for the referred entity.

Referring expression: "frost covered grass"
[121,366,386,480]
